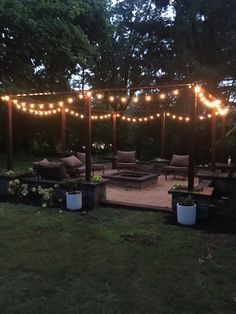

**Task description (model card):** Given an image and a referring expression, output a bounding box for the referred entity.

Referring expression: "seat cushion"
[92,164,105,171]
[117,162,137,169]
[170,154,189,167]
[61,155,83,168]
[117,151,136,163]
[164,166,188,174]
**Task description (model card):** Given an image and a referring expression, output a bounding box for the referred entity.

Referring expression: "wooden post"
[188,89,197,191]
[221,115,226,162]
[61,105,66,157]
[7,99,13,170]
[112,113,117,169]
[160,110,166,159]
[211,109,216,172]
[85,92,92,182]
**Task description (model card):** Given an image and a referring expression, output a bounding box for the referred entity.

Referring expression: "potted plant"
[177,195,196,225]
[63,179,83,211]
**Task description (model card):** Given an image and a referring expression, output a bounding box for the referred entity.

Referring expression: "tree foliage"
[0,0,108,92]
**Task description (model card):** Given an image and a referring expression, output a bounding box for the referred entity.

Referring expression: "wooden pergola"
[1,83,228,191]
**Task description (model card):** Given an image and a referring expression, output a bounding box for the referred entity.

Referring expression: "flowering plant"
[8,179,28,197]
[32,184,61,208]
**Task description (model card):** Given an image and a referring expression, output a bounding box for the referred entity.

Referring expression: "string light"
[109,96,115,102]
[133,96,138,103]
[173,90,179,95]
[145,95,151,101]
[160,93,166,99]
[194,85,201,94]
[67,98,73,103]
[121,97,127,103]
[97,94,103,100]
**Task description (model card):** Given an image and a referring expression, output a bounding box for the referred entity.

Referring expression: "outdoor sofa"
[33,154,105,181]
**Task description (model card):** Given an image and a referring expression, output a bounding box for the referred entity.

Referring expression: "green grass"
[0,203,235,313]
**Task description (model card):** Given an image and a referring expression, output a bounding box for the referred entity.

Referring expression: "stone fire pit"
[103,171,159,189]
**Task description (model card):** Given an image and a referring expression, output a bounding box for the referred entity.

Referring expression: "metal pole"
[160,109,166,159]
[61,105,66,157]
[7,99,13,170]
[211,109,216,172]
[188,89,197,191]
[85,92,92,181]
[112,113,117,169]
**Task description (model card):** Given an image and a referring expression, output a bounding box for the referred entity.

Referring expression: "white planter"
[177,203,196,225]
[66,191,82,211]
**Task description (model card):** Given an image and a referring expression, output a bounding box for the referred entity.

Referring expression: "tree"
[0,0,108,92]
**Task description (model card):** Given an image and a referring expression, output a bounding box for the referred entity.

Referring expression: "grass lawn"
[0,203,235,313]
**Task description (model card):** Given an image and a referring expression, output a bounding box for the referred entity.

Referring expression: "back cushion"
[117,151,136,163]
[61,155,83,168]
[33,158,49,167]
[170,154,189,167]
[76,152,86,164]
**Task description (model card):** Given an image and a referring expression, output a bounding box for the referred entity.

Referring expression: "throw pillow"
[61,155,83,168]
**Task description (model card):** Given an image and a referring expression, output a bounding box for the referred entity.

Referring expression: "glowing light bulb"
[97,94,103,100]
[79,94,84,99]
[145,95,151,101]
[173,90,179,96]
[194,85,201,94]
[160,93,166,99]
[59,101,63,107]
[87,91,92,97]
[133,96,138,103]
[109,96,115,102]
[172,115,176,119]
[30,104,35,108]
[121,97,127,103]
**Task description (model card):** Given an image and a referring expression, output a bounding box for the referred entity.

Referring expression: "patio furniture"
[61,155,85,177]
[76,152,105,175]
[163,154,189,179]
[117,150,138,171]
[33,159,70,181]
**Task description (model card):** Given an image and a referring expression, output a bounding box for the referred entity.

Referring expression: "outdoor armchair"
[163,154,189,179]
[117,150,138,171]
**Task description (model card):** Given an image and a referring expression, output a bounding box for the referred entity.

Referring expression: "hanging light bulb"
[121,96,127,103]
[160,93,166,99]
[67,98,73,103]
[97,94,103,100]
[173,90,179,96]
[145,95,151,101]
[194,85,201,94]
[109,96,115,102]
[133,96,138,103]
